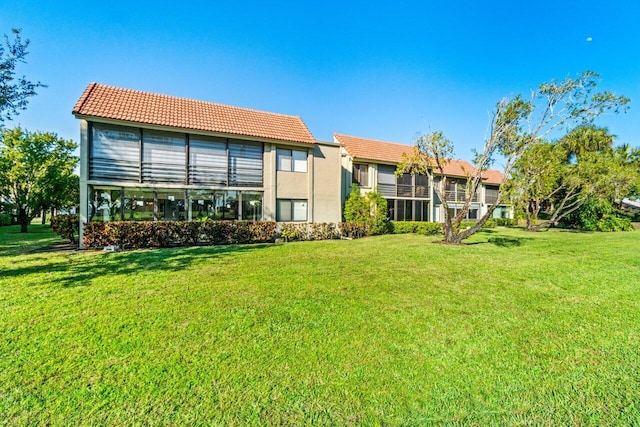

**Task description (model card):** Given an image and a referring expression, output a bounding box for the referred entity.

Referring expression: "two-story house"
[72,83,511,247]
[335,133,510,222]
[73,83,342,245]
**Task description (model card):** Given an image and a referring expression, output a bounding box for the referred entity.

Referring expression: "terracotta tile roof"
[335,132,504,184]
[72,83,316,144]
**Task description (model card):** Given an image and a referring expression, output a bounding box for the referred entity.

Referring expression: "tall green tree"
[0,29,45,123]
[508,125,639,231]
[0,128,78,233]
[398,71,629,244]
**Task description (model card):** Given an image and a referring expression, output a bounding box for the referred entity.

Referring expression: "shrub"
[83,220,278,249]
[280,223,341,241]
[51,214,79,243]
[595,215,633,232]
[343,184,389,235]
[339,222,368,239]
[494,218,516,226]
[390,221,442,235]
[0,213,13,226]
[562,199,634,232]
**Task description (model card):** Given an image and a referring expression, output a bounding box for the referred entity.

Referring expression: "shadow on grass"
[487,236,525,247]
[2,243,271,288]
[0,225,64,258]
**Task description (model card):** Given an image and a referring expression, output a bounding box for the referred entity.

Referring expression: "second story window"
[277,149,307,172]
[353,163,369,187]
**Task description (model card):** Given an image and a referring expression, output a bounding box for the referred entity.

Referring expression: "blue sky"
[1,0,639,162]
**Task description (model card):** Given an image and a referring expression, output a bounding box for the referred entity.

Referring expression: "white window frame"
[277,149,307,172]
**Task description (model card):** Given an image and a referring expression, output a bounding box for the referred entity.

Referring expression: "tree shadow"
[2,243,272,288]
[487,236,525,247]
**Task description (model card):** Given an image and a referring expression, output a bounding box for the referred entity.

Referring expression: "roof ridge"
[334,132,413,148]
[91,83,304,120]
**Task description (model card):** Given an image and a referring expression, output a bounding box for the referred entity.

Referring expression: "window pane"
[124,188,155,221]
[292,150,307,172]
[386,199,395,221]
[88,186,122,222]
[447,208,456,220]
[91,124,140,181]
[468,208,478,220]
[229,141,263,186]
[293,200,307,221]
[397,174,412,197]
[353,164,368,186]
[277,199,292,221]
[157,190,186,221]
[142,131,186,183]
[213,190,238,220]
[189,136,227,185]
[277,149,292,171]
[189,190,215,220]
[241,192,263,221]
[415,174,430,198]
[378,165,396,196]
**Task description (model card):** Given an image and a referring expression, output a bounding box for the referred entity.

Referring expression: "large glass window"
[485,186,499,204]
[277,149,307,172]
[124,188,155,221]
[229,141,263,186]
[353,164,369,187]
[91,124,140,181]
[415,174,430,197]
[378,165,396,197]
[397,174,413,197]
[447,206,480,221]
[189,136,227,185]
[142,131,186,183]
[189,190,214,220]
[157,190,186,221]
[277,199,307,221]
[386,199,430,222]
[89,186,122,222]
[241,192,263,221]
[213,190,238,220]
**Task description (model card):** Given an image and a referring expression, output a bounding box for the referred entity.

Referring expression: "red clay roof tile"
[335,133,503,184]
[72,83,316,144]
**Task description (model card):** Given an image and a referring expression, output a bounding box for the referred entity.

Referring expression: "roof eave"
[74,114,317,146]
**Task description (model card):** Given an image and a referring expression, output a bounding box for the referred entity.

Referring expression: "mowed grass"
[1,225,639,425]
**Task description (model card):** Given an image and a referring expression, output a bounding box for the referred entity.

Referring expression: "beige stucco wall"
[276,170,309,199]
[312,142,343,223]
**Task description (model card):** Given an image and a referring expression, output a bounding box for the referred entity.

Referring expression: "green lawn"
[1,225,639,425]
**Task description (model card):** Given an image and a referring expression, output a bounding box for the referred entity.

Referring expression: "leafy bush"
[339,222,369,239]
[51,214,79,243]
[562,199,634,232]
[0,213,13,226]
[83,220,278,249]
[343,184,388,235]
[595,215,633,232]
[390,221,442,235]
[494,218,516,226]
[280,223,344,241]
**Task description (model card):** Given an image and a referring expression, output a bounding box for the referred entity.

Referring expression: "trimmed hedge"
[390,221,443,235]
[280,222,368,241]
[51,214,79,243]
[83,220,278,249]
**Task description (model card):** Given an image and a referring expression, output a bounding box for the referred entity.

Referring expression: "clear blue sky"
[2,0,639,162]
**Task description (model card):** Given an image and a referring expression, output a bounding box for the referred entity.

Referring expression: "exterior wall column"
[78,120,89,249]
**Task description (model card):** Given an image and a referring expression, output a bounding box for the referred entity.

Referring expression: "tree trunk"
[18,206,29,233]
[41,209,47,224]
[524,200,542,231]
